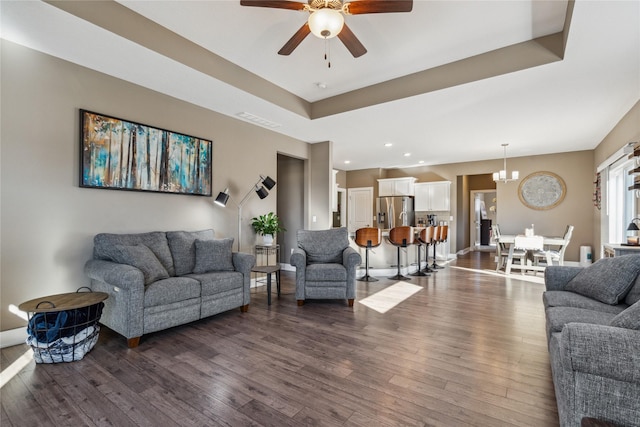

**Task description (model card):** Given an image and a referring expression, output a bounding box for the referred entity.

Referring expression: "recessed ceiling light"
[384,143,393,147]
[344,160,351,164]
[403,153,411,157]
[418,160,425,164]
[316,82,328,89]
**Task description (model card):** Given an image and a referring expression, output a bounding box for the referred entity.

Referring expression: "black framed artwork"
[80,109,212,196]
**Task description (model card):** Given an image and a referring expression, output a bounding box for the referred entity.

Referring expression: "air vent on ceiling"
[236,112,281,129]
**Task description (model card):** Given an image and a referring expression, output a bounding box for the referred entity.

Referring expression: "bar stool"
[355,227,382,282]
[388,226,414,281]
[411,228,430,277]
[418,226,436,274]
[431,225,448,269]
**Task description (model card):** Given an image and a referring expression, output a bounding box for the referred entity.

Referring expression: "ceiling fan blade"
[345,0,413,14]
[278,22,311,55]
[240,0,306,11]
[337,23,367,58]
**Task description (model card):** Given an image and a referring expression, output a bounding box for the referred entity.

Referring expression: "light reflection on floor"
[449,265,545,284]
[358,281,423,313]
[0,349,32,389]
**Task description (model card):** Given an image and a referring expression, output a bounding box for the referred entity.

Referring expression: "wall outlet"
[312,215,317,222]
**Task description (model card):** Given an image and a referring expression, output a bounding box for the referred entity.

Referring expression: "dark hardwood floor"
[1,251,558,426]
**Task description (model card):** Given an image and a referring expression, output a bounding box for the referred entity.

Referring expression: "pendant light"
[493,143,519,183]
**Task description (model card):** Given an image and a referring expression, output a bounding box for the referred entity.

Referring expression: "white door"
[348,187,374,232]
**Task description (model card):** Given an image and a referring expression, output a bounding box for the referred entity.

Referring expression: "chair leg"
[431,242,444,269]
[411,244,429,276]
[422,244,435,273]
[348,299,354,307]
[358,247,378,282]
[389,246,411,280]
[297,300,304,306]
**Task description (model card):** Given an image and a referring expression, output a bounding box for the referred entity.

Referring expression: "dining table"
[497,234,568,274]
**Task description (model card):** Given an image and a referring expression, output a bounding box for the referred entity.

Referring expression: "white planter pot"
[262,234,274,246]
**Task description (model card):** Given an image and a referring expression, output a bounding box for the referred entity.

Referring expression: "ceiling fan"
[239,0,413,58]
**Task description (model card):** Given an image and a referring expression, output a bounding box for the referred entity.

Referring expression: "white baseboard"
[0,327,27,349]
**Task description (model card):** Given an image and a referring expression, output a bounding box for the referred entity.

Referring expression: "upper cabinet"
[414,181,451,211]
[377,177,417,196]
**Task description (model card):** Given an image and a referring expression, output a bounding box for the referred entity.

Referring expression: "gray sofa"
[290,227,361,306]
[543,255,640,426]
[85,230,254,348]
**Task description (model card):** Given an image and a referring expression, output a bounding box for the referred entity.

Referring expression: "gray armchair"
[290,227,361,306]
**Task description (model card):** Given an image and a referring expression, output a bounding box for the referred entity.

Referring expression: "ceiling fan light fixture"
[308,8,344,39]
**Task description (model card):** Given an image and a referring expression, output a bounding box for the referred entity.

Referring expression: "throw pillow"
[166,230,215,276]
[110,244,170,285]
[610,300,640,330]
[193,238,235,273]
[625,274,640,306]
[565,255,640,305]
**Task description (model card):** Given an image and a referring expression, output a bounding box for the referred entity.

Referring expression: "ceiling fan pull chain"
[325,38,331,68]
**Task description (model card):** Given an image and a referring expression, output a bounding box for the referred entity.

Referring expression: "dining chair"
[533,225,574,266]
[493,225,527,272]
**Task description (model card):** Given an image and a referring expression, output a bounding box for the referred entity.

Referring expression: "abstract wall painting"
[80,110,212,196]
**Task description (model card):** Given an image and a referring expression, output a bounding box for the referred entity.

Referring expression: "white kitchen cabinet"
[414,181,451,211]
[377,177,416,196]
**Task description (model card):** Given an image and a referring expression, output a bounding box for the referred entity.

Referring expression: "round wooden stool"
[355,227,382,282]
[416,226,435,275]
[388,226,414,281]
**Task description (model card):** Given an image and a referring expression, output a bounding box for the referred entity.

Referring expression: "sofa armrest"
[290,248,306,269]
[84,259,145,290]
[291,249,306,300]
[343,246,361,300]
[544,266,584,291]
[559,323,640,383]
[232,252,255,275]
[84,259,145,341]
[342,246,362,269]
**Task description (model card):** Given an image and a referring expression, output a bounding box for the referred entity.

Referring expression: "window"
[607,156,636,244]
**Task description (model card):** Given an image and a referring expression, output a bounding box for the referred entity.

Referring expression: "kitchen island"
[348,228,452,275]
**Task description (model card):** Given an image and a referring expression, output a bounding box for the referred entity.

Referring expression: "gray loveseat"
[85,230,254,348]
[290,227,361,306]
[543,254,640,426]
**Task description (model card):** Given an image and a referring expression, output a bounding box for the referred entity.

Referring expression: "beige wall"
[347,150,595,261]
[0,41,310,331]
[308,141,333,229]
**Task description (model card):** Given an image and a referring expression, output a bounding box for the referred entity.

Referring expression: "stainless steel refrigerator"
[376,196,415,229]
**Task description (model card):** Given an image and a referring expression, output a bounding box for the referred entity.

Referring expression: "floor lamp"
[214,175,276,252]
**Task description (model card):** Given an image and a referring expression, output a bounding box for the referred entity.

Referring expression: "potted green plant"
[251,212,286,246]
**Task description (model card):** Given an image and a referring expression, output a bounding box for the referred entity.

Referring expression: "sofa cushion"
[190,271,243,296]
[565,255,640,304]
[144,276,201,307]
[543,291,628,314]
[193,238,235,273]
[610,300,640,330]
[306,263,347,281]
[94,231,175,276]
[546,306,617,336]
[107,244,169,285]
[297,227,349,264]
[166,230,215,276]
[625,274,640,306]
